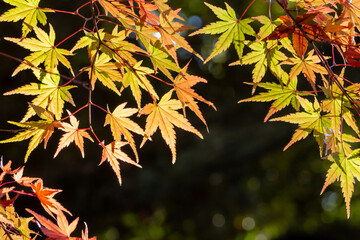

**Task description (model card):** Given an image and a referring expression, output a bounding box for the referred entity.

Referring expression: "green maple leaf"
[5,24,73,76]
[0,104,61,162]
[71,30,105,54]
[239,77,311,121]
[321,148,360,218]
[253,15,281,40]
[146,40,180,80]
[270,97,331,155]
[189,2,255,63]
[0,0,53,37]
[253,15,296,55]
[240,40,288,93]
[4,69,76,121]
[123,61,158,108]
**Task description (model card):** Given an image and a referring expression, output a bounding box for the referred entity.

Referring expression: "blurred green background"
[1,0,360,239]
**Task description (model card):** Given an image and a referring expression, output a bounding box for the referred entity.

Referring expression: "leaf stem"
[239,0,256,21]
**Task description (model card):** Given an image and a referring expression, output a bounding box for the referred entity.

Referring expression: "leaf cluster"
[0,0,215,186]
[194,0,360,218]
[0,158,96,239]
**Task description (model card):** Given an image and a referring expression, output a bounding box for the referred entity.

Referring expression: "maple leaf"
[292,28,308,58]
[140,90,203,163]
[240,40,288,93]
[155,7,203,65]
[253,15,282,40]
[190,2,256,63]
[0,204,34,238]
[263,13,329,57]
[0,0,53,37]
[0,187,18,208]
[123,61,158,108]
[146,40,180,80]
[0,104,61,162]
[263,13,319,41]
[105,26,148,64]
[0,160,22,182]
[31,179,70,218]
[239,77,311,122]
[281,49,328,91]
[97,0,134,17]
[252,15,296,57]
[133,22,159,48]
[137,0,160,24]
[74,26,146,66]
[270,97,331,155]
[173,62,216,129]
[321,72,360,143]
[97,0,135,27]
[321,148,360,218]
[55,111,93,158]
[342,46,360,67]
[87,53,122,95]
[4,69,76,122]
[12,166,38,187]
[27,208,78,239]
[71,30,105,55]
[5,24,73,76]
[324,130,360,156]
[105,103,143,162]
[81,222,97,240]
[0,213,15,229]
[100,141,142,185]
[337,0,360,32]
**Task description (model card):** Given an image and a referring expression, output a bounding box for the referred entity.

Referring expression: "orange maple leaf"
[0,160,22,182]
[138,0,159,24]
[173,62,216,129]
[155,8,202,65]
[27,208,79,240]
[263,13,330,58]
[31,179,70,218]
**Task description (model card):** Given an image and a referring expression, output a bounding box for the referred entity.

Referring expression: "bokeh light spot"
[212,213,226,227]
[242,217,255,231]
[321,191,338,212]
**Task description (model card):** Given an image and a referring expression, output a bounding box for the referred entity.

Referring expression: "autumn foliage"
[0,0,214,238]
[1,0,360,238]
[193,0,360,218]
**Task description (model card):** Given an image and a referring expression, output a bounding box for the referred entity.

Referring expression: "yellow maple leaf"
[100,141,142,185]
[0,0,53,37]
[54,111,93,158]
[105,103,143,161]
[0,104,61,162]
[5,24,73,76]
[140,90,203,163]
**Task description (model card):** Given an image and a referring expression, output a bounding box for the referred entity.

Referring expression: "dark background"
[1,0,360,239]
